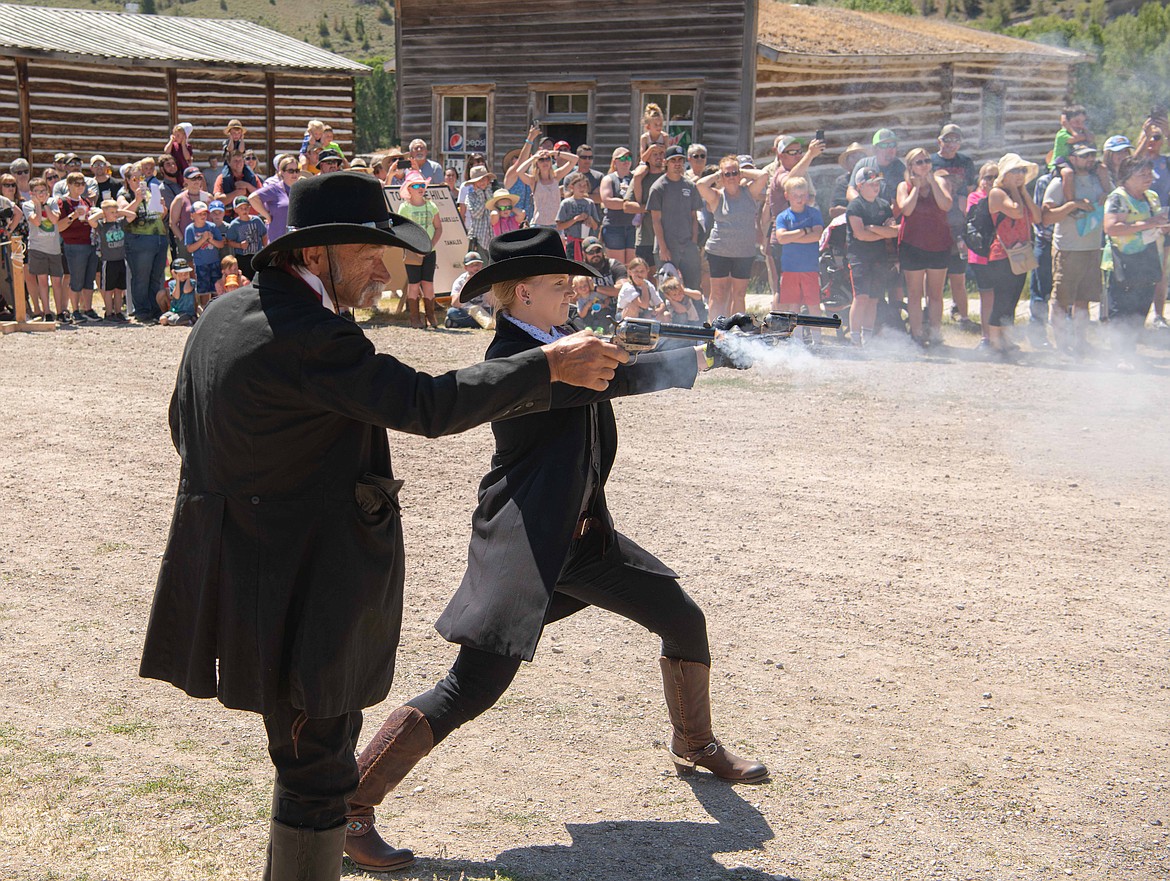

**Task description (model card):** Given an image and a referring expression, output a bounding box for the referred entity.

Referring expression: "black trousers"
[263,699,363,830]
[411,535,711,744]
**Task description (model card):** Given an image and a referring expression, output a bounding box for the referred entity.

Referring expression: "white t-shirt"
[617,279,661,311]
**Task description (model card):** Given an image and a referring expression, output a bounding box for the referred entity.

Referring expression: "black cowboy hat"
[252,171,432,270]
[459,227,600,301]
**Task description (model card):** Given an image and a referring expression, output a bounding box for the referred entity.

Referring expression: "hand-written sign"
[383,184,468,296]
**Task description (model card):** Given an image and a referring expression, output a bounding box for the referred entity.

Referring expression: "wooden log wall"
[754,56,1077,167]
[397,0,754,172]
[0,58,356,177]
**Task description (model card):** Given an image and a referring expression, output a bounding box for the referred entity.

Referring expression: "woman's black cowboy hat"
[459,227,601,301]
[252,170,432,270]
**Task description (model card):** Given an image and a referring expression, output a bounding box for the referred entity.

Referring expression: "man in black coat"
[138,172,627,880]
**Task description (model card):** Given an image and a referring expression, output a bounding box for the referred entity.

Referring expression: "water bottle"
[590,302,605,333]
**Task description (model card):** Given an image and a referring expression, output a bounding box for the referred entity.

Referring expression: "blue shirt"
[776,205,824,273]
[167,278,196,315]
[226,216,267,254]
[185,221,224,266]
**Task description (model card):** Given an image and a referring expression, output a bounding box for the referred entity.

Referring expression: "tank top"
[898,184,953,252]
[704,188,759,259]
[531,179,561,228]
[601,172,634,228]
[988,190,1033,262]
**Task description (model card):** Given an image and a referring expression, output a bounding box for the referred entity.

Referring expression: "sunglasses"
[1152,135,1165,142]
[281,167,299,174]
[721,169,740,177]
[876,143,898,149]
[579,155,593,160]
[616,156,632,162]
[408,183,426,190]
[44,174,59,180]
[690,152,707,158]
[912,158,933,166]
[782,149,804,156]
[14,170,29,175]
[1,183,14,188]
[941,136,961,144]
[496,203,514,210]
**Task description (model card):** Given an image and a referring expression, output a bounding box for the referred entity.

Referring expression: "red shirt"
[58,196,94,246]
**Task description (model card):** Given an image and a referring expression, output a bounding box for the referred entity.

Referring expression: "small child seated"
[217,254,242,296]
[158,259,197,326]
[659,276,702,322]
[617,257,666,320]
[572,274,613,331]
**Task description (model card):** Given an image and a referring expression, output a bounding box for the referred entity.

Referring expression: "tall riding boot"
[344,706,433,872]
[423,297,439,328]
[659,656,768,783]
[262,819,345,881]
[406,298,423,329]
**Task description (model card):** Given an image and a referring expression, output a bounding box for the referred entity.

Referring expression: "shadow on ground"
[345,776,795,881]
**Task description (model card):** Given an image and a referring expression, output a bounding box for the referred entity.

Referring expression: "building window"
[641,91,696,150]
[534,89,592,150]
[980,82,1005,147]
[441,94,489,167]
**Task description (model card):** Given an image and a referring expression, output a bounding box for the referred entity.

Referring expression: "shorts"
[195,262,222,295]
[969,262,995,291]
[706,252,756,280]
[1051,248,1103,306]
[946,249,967,275]
[405,250,437,284]
[601,224,636,251]
[899,243,950,272]
[27,249,64,276]
[634,244,656,268]
[779,271,822,308]
[848,262,894,300]
[101,259,127,291]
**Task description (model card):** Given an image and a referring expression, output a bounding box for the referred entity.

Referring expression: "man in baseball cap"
[851,128,903,201]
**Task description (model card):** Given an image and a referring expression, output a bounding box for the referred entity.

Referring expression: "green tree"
[141,0,156,13]
[318,14,329,39]
[353,58,397,153]
[377,0,393,24]
[355,15,366,40]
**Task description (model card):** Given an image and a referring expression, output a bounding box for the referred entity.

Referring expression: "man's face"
[584,247,606,267]
[318,158,342,174]
[1071,153,1096,173]
[938,134,961,159]
[92,164,109,178]
[410,142,428,164]
[229,155,245,173]
[688,149,706,170]
[577,150,593,168]
[647,147,666,172]
[665,156,686,178]
[779,142,804,171]
[313,244,392,309]
[66,159,82,174]
[874,143,898,165]
[186,172,205,191]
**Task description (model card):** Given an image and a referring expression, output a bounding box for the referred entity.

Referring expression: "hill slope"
[2,0,393,61]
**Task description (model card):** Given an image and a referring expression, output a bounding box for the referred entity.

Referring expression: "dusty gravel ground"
[1,308,1168,881]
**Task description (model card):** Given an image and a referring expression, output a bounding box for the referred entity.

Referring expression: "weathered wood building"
[0,3,367,173]
[394,0,1088,173]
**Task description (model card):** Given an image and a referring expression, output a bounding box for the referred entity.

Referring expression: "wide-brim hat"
[459,227,601,302]
[838,142,867,169]
[485,188,517,210]
[997,152,1039,184]
[399,170,428,201]
[252,171,432,270]
[224,119,247,135]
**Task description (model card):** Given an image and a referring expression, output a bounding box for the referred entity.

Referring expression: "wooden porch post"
[166,68,178,126]
[15,58,31,161]
[265,73,276,164]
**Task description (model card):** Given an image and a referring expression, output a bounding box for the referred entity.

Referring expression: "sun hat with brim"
[458,227,601,303]
[252,171,432,271]
[996,153,1039,184]
[224,119,247,135]
[838,142,868,169]
[398,170,429,201]
[1071,144,1098,158]
[485,188,517,210]
[466,165,492,184]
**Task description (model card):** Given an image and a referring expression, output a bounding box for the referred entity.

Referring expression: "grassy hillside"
[4,0,394,60]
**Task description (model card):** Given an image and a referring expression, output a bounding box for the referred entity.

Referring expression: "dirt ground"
[1,310,1168,881]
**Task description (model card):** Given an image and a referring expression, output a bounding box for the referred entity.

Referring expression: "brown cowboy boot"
[344,706,433,872]
[423,297,439,328]
[659,656,768,783]
[405,298,423,329]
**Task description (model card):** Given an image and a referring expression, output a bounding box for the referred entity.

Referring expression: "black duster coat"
[139,269,553,718]
[435,315,699,660]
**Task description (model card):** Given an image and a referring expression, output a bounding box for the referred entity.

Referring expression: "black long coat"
[435,315,699,660]
[139,269,553,718]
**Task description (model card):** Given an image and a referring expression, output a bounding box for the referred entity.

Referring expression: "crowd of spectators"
[2,102,1167,367]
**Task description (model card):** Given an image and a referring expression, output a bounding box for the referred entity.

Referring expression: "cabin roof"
[757,3,1088,62]
[0,2,368,73]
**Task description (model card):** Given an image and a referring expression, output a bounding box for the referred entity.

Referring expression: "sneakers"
[44,311,57,323]
[957,317,981,334]
[84,309,101,322]
[72,309,88,324]
[1153,316,1169,329]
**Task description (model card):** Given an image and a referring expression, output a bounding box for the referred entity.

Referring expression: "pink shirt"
[966,190,990,266]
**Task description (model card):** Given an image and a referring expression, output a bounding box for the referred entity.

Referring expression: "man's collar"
[294,265,336,313]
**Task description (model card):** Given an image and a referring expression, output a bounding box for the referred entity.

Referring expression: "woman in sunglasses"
[397,171,442,328]
[697,155,769,321]
[896,147,954,347]
[599,147,638,266]
[248,157,299,241]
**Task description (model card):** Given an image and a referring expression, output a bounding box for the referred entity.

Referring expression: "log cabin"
[0,3,367,173]
[394,0,1089,175]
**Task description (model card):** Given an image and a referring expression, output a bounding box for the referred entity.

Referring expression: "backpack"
[963,196,996,258]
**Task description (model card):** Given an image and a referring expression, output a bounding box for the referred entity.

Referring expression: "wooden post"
[265,73,276,166]
[1,237,57,334]
[15,59,31,162]
[166,68,179,127]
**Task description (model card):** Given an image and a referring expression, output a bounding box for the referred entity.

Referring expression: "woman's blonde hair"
[903,147,931,183]
[642,103,664,126]
[489,276,539,310]
[978,162,999,185]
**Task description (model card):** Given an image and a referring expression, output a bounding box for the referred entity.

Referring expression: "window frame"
[432,84,495,172]
[631,80,703,151]
[528,81,596,145]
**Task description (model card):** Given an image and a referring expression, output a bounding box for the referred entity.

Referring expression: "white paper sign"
[383,185,468,296]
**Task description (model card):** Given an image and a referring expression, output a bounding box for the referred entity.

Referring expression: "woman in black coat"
[343,228,767,872]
